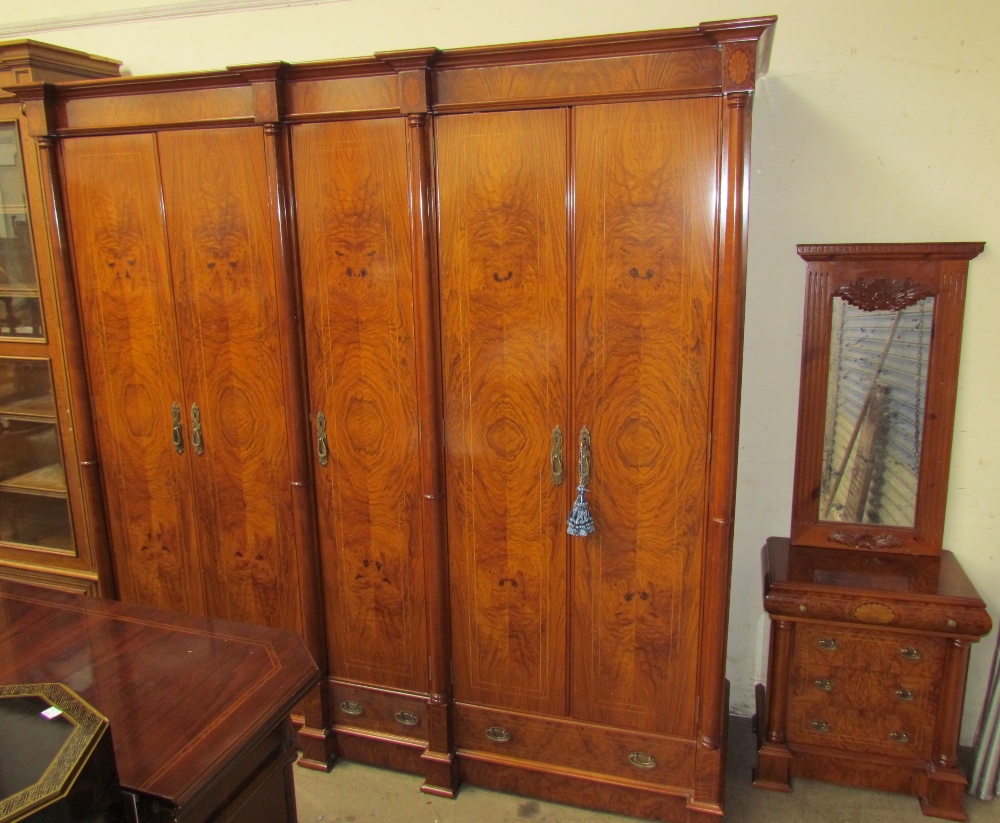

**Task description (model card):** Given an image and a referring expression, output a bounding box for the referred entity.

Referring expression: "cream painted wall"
[5,0,998,744]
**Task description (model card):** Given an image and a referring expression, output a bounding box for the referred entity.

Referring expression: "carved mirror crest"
[790,243,984,555]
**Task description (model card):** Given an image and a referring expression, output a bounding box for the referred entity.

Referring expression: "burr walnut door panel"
[293,118,428,691]
[61,134,204,615]
[156,127,301,634]
[437,109,570,716]
[570,99,720,736]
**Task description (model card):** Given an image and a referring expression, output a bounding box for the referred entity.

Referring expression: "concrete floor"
[295,718,1000,822]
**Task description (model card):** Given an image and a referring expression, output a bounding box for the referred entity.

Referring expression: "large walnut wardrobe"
[10,17,775,821]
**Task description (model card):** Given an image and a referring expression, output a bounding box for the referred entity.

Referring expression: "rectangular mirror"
[790,243,984,554]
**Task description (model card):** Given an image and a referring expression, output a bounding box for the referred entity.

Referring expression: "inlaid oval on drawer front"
[853,602,896,624]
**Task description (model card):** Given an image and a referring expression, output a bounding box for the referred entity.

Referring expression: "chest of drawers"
[754,538,992,821]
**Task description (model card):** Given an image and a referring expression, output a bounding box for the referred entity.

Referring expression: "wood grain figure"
[438,109,570,717]
[293,117,428,691]
[61,134,204,614]
[572,99,719,736]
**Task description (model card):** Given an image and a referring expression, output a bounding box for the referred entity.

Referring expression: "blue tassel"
[567,483,596,537]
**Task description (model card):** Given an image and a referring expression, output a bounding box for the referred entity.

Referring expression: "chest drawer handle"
[394,710,419,727]
[629,752,657,769]
[485,726,511,743]
[813,678,833,691]
[817,638,838,651]
[339,700,364,716]
[810,720,830,733]
[900,647,922,661]
[895,688,915,701]
[889,730,911,744]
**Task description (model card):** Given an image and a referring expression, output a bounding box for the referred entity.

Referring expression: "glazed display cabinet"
[0,41,120,595]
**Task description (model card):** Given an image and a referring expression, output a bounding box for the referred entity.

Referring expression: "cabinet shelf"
[0,464,67,498]
[0,285,39,298]
[0,394,56,421]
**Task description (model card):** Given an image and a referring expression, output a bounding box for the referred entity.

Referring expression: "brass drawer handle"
[817,638,838,651]
[394,710,419,727]
[810,720,830,733]
[900,647,922,661]
[895,688,915,701]
[339,700,364,716]
[889,730,911,744]
[813,678,833,691]
[629,752,657,769]
[485,726,511,743]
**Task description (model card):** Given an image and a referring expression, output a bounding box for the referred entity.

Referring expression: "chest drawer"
[785,623,943,759]
[793,623,945,674]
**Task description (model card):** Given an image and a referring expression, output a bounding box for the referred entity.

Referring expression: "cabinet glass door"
[0,122,43,339]
[0,358,73,551]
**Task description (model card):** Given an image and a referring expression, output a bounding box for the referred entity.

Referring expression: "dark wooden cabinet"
[755,538,992,820]
[15,17,776,820]
[0,580,319,823]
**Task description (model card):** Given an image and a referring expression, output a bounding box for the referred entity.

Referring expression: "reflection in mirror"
[820,291,934,527]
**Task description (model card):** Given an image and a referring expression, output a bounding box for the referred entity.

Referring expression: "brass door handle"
[551,425,564,485]
[579,425,591,487]
[566,426,596,537]
[339,700,363,716]
[191,403,204,456]
[317,412,329,467]
[171,403,184,455]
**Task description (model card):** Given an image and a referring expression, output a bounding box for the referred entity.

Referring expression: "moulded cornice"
[797,242,986,261]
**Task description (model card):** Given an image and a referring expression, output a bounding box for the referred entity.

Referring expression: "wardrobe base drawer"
[454,702,695,791]
[329,679,429,742]
[458,755,698,823]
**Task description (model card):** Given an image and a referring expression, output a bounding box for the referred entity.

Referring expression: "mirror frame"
[790,242,984,555]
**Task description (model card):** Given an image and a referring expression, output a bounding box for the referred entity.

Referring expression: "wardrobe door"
[157,127,302,634]
[61,134,203,614]
[293,118,428,691]
[570,99,720,736]
[438,110,569,716]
